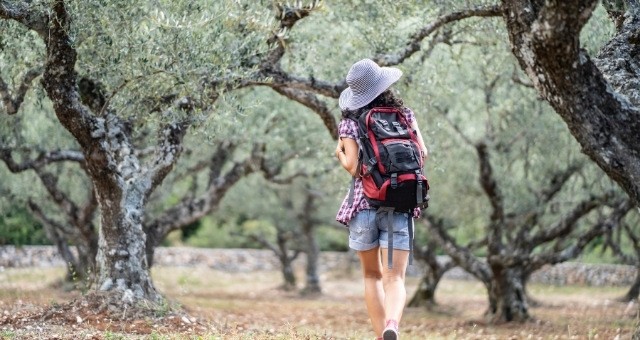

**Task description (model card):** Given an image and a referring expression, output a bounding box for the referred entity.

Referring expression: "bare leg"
[380,248,410,324]
[357,247,385,337]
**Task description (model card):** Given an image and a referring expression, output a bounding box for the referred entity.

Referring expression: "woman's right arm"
[411,120,428,161]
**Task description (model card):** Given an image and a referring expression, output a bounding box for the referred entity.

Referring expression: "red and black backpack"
[349,107,430,212]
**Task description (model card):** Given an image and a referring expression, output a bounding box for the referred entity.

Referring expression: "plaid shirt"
[336,107,421,225]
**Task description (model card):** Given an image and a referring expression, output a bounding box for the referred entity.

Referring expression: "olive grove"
[1,0,639,329]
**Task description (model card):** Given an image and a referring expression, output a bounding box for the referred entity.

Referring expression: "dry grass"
[0,266,636,339]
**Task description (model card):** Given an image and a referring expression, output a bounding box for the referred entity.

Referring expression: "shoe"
[382,319,399,340]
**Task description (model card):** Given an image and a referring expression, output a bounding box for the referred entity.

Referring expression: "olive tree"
[500,0,640,206]
[0,0,326,306]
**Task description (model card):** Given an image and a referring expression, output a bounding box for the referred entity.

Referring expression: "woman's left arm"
[335,137,359,176]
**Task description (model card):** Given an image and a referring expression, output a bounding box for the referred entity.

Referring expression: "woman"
[335,58,428,340]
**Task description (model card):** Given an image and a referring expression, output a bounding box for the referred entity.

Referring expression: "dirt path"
[0,267,636,339]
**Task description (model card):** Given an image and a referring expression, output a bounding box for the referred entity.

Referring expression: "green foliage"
[185,216,262,249]
[0,0,632,261]
[184,215,348,252]
[63,0,272,122]
[582,4,616,55]
[316,226,349,252]
[0,205,48,246]
[180,220,202,241]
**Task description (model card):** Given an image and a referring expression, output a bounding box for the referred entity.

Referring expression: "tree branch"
[26,199,77,238]
[245,233,283,257]
[0,67,43,115]
[206,140,238,187]
[0,1,49,36]
[147,123,190,189]
[475,142,504,223]
[424,216,493,284]
[375,4,502,66]
[260,4,503,97]
[262,1,324,68]
[525,199,633,270]
[0,148,85,173]
[604,200,638,266]
[270,86,338,139]
[27,200,81,278]
[536,163,584,205]
[39,0,96,147]
[248,4,503,140]
[528,193,613,247]
[1,145,98,259]
[256,73,345,99]
[144,142,266,245]
[33,168,82,223]
[436,107,475,147]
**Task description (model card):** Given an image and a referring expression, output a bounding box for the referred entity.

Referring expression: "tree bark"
[280,255,297,291]
[487,265,529,323]
[93,173,159,303]
[276,229,300,291]
[301,234,321,295]
[299,189,322,295]
[87,112,187,304]
[501,0,640,206]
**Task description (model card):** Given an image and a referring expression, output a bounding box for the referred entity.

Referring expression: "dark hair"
[341,89,404,120]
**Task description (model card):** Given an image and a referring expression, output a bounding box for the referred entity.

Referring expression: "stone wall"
[0,246,636,287]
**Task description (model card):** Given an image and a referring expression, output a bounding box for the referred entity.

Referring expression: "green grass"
[0,330,16,339]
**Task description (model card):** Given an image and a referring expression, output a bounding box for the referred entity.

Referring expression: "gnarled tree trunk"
[299,189,322,295]
[501,0,640,206]
[408,238,455,308]
[407,266,444,309]
[93,173,160,302]
[301,226,321,294]
[487,265,528,322]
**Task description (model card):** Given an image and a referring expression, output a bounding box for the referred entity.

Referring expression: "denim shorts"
[348,209,412,251]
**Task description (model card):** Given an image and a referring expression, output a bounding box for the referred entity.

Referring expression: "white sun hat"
[338,58,403,111]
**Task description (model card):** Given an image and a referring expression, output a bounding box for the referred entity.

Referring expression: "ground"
[0,266,636,339]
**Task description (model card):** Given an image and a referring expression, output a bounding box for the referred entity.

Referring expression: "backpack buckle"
[391,121,404,134]
[366,158,377,174]
[391,173,398,189]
